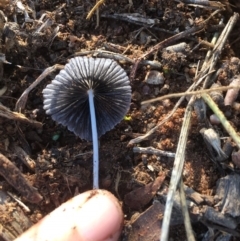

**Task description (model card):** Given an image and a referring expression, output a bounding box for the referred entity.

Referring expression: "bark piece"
[124,173,166,210]
[0,190,32,241]
[215,174,240,217]
[0,153,42,203]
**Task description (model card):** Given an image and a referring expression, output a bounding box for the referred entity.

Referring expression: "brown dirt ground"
[0,0,240,240]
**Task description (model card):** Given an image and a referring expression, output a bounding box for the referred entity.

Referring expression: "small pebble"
[132,91,141,102]
[232,150,240,168]
[209,114,221,125]
[142,85,150,95]
[145,70,165,85]
[224,75,240,106]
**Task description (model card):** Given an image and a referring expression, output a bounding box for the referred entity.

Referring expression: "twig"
[0,103,42,128]
[160,101,193,241]
[202,12,239,88]
[15,64,64,111]
[101,13,176,35]
[133,146,175,158]
[141,85,240,105]
[86,0,105,20]
[179,178,196,241]
[10,143,36,170]
[175,0,225,10]
[7,191,31,212]
[200,18,223,72]
[73,49,162,69]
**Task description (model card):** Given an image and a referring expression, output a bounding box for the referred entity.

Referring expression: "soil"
[0,0,240,240]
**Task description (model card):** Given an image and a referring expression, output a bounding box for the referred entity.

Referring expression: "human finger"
[14,189,124,241]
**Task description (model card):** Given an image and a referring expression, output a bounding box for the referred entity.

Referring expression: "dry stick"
[202,93,240,148]
[200,18,223,72]
[181,2,225,10]
[73,50,135,63]
[15,64,64,111]
[95,0,100,28]
[141,85,240,105]
[133,146,176,158]
[202,12,239,88]
[86,0,105,20]
[179,178,196,241]
[7,191,31,213]
[73,49,162,69]
[0,104,42,128]
[160,102,193,241]
[101,14,175,35]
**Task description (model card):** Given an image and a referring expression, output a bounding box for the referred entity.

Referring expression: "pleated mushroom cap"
[42,57,131,141]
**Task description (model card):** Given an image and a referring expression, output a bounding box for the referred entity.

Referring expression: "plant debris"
[0,1,240,241]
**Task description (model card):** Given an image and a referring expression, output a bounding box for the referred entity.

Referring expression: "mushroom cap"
[42,57,131,141]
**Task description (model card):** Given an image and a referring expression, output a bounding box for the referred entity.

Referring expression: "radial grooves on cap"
[43,57,131,141]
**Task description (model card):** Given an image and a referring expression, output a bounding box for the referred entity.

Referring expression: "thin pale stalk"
[88,89,99,189]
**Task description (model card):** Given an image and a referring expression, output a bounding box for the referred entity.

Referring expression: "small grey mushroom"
[43,56,131,189]
[43,56,131,141]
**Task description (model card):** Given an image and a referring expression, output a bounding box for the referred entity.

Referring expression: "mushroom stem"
[88,88,99,189]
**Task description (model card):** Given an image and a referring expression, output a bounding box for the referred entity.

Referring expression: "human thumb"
[14,189,124,241]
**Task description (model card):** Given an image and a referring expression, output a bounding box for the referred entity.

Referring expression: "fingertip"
[75,190,124,241]
[14,190,123,241]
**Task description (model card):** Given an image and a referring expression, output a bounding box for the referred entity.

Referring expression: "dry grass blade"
[160,102,193,241]
[202,93,240,148]
[202,12,239,88]
[179,178,196,241]
[141,85,240,105]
